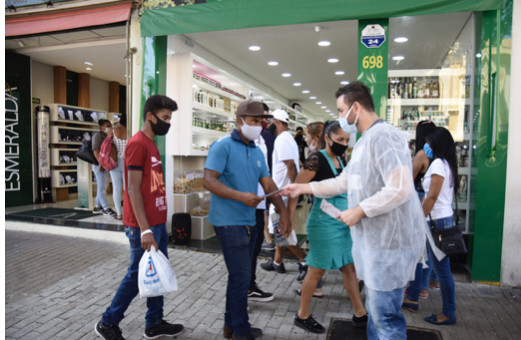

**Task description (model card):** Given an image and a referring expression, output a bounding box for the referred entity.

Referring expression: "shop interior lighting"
[321,106,327,109]
[328,58,339,63]
[17,39,25,47]
[340,81,350,85]
[335,71,345,75]
[267,61,279,66]
[318,40,331,47]
[394,37,409,43]
[302,90,310,94]
[326,109,331,113]
[315,101,322,105]
[392,55,405,61]
[476,53,482,58]
[248,45,261,51]
[310,96,317,100]
[86,67,92,71]
[282,73,291,77]
[293,82,302,86]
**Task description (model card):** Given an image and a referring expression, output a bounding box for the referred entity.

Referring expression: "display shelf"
[193,102,235,120]
[191,215,215,240]
[192,126,228,138]
[388,98,471,106]
[51,148,78,166]
[193,79,246,103]
[50,125,98,144]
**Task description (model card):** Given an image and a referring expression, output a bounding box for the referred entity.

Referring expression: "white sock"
[300,262,307,266]
[273,261,281,266]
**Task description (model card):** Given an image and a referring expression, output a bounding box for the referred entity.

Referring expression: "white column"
[501,0,521,286]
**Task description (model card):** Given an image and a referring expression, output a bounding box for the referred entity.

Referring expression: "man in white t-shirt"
[260,109,308,279]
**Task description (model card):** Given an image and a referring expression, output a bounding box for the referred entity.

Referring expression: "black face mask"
[150,112,171,136]
[267,123,277,134]
[329,140,348,156]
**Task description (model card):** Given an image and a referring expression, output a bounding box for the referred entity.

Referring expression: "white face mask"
[103,127,111,134]
[338,104,358,135]
[240,117,263,141]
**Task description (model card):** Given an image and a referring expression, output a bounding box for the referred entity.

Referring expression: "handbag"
[429,198,467,255]
[75,139,99,165]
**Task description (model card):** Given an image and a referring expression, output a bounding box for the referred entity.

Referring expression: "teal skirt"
[305,196,353,270]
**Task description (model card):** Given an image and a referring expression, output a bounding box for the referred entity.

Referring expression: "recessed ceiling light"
[316,101,322,105]
[476,53,482,58]
[84,61,94,66]
[318,40,331,47]
[392,55,405,61]
[326,109,331,113]
[335,71,345,75]
[321,106,327,109]
[394,37,409,43]
[310,96,317,100]
[249,45,261,51]
[86,67,92,71]
[340,81,350,85]
[328,58,339,63]
[282,73,291,77]
[302,90,310,94]
[268,61,279,66]
[293,82,302,87]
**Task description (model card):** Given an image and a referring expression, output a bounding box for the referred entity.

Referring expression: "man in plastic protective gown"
[280,81,426,340]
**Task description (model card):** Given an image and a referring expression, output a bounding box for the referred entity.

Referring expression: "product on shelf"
[189,206,209,216]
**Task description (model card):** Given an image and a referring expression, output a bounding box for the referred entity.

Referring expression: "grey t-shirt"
[91,132,106,151]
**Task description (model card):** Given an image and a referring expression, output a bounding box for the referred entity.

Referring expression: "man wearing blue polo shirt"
[204,100,291,340]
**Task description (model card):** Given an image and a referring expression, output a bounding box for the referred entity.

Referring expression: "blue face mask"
[423,143,434,159]
[338,104,357,135]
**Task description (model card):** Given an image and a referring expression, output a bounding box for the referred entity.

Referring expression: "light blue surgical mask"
[423,143,434,159]
[338,104,358,135]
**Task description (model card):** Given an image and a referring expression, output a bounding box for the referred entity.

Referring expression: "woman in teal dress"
[289,121,367,334]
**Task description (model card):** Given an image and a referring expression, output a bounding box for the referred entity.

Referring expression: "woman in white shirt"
[420,127,459,325]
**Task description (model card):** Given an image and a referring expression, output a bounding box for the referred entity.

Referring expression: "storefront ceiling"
[6,12,471,119]
[184,12,471,119]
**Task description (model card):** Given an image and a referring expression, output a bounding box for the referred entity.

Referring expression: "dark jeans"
[250,209,265,289]
[214,225,254,336]
[102,224,169,328]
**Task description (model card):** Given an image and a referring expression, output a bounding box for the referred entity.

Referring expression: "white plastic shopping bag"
[138,246,178,298]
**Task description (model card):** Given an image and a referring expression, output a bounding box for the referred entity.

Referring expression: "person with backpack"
[91,119,117,217]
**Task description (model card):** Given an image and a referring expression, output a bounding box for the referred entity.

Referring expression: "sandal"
[295,288,324,298]
[424,313,456,325]
[115,215,123,220]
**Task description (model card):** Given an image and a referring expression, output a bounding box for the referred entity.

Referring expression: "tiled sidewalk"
[5,224,521,340]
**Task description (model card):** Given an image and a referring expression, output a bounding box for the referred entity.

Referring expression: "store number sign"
[361,24,386,48]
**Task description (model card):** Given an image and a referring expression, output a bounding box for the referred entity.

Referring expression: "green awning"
[140,0,506,37]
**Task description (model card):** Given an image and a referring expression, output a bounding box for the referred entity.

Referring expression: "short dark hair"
[118,113,127,127]
[335,81,374,112]
[143,95,178,121]
[296,127,303,132]
[98,119,110,127]
[262,103,269,112]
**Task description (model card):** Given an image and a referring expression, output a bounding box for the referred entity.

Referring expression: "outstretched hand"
[337,206,366,226]
[278,184,303,198]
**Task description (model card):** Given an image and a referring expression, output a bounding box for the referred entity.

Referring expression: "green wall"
[471,1,512,281]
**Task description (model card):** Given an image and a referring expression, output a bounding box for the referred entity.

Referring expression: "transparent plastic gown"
[310,122,427,291]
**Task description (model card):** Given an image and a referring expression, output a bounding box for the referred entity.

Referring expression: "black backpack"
[172,213,191,245]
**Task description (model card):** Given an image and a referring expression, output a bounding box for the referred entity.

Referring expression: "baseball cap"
[236,100,273,118]
[272,109,290,123]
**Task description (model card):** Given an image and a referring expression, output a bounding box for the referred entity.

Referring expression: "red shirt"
[123,131,167,228]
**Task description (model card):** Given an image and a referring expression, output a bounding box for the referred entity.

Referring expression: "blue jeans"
[250,209,265,289]
[427,216,457,320]
[93,164,109,209]
[366,286,407,340]
[109,157,125,216]
[102,224,169,328]
[214,225,254,336]
[407,241,434,301]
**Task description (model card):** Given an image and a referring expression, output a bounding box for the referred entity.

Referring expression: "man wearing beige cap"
[204,100,291,340]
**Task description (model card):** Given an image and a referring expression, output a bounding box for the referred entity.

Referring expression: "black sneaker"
[144,320,184,339]
[261,241,275,252]
[260,259,286,273]
[352,314,368,328]
[297,263,308,281]
[248,285,274,302]
[94,321,125,340]
[294,314,325,334]
[93,206,103,214]
[231,327,263,340]
[103,208,117,217]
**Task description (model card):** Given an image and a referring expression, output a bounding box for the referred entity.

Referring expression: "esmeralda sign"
[5,53,34,206]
